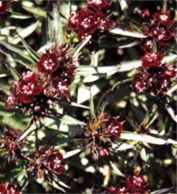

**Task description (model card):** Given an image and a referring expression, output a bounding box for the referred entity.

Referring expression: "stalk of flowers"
[27,146,65,180]
[83,112,124,160]
[6,44,76,117]
[68,0,115,39]
[132,52,176,95]
[0,182,21,194]
[140,9,176,47]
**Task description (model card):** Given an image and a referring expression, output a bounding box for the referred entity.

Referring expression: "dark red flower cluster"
[143,11,176,47]
[84,113,124,159]
[0,182,21,194]
[103,114,124,141]
[0,128,22,159]
[122,175,148,194]
[0,1,9,14]
[133,52,176,95]
[142,52,163,68]
[68,0,115,39]
[87,112,123,141]
[28,147,65,178]
[107,169,148,194]
[6,72,43,108]
[37,45,76,100]
[6,44,76,114]
[108,175,148,194]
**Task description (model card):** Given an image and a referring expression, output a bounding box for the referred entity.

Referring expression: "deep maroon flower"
[124,175,148,194]
[152,11,175,26]
[6,71,43,107]
[0,182,21,194]
[107,167,149,194]
[87,112,123,141]
[107,186,129,194]
[133,66,176,95]
[0,1,9,14]
[144,26,175,46]
[87,0,111,9]
[143,10,176,46]
[37,52,59,74]
[142,52,163,68]
[133,71,148,93]
[38,44,76,100]
[28,147,65,178]
[6,95,17,110]
[99,147,109,157]
[106,186,120,194]
[139,9,150,19]
[84,113,124,159]
[68,6,115,39]
[104,116,124,141]
[0,128,22,159]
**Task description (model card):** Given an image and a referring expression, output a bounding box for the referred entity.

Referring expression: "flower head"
[107,167,149,194]
[0,128,22,159]
[124,175,148,194]
[84,113,124,159]
[0,183,21,194]
[143,10,176,46]
[68,6,115,39]
[145,26,175,46]
[38,44,76,100]
[6,71,43,107]
[28,147,65,178]
[152,11,175,26]
[0,1,9,14]
[133,66,176,95]
[142,52,163,68]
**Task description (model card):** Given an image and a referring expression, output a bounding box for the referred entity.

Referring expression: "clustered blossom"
[107,175,148,194]
[0,128,22,160]
[133,52,176,95]
[68,0,115,39]
[107,168,149,194]
[84,112,124,159]
[6,72,43,107]
[0,1,9,14]
[0,182,21,194]
[6,44,76,115]
[37,45,76,100]
[142,52,163,68]
[142,10,176,47]
[28,147,65,179]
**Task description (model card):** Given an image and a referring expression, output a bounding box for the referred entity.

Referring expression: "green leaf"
[140,148,149,162]
[63,149,81,159]
[89,87,96,118]
[10,12,32,19]
[110,28,147,38]
[77,85,100,103]
[8,21,40,45]
[22,3,47,18]
[0,106,31,130]
[151,188,174,194]
[120,131,177,145]
[0,41,35,68]
[110,162,125,177]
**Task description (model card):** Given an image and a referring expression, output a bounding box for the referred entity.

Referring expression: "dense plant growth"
[0,0,176,193]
